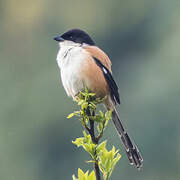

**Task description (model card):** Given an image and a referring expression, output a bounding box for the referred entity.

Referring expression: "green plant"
[68,88,121,180]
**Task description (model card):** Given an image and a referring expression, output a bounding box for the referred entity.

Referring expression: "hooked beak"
[54,35,64,42]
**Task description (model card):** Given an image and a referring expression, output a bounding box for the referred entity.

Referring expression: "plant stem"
[89,117,101,180]
[85,106,101,180]
[94,160,101,180]
[89,119,98,144]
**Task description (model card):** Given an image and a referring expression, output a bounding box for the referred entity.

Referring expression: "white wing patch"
[103,67,107,74]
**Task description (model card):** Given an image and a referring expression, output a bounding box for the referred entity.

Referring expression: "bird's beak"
[54,35,64,42]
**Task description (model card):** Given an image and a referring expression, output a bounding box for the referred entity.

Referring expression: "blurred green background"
[0,0,180,179]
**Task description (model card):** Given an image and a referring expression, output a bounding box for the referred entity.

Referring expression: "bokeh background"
[0,0,180,179]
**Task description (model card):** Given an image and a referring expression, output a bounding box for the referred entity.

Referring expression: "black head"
[54,29,95,45]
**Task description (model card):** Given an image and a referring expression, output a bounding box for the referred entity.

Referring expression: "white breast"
[56,44,86,97]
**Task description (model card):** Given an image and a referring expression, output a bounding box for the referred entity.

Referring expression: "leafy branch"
[68,88,121,180]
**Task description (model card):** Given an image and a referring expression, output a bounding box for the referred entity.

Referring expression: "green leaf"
[72,169,96,180]
[73,139,83,147]
[78,168,85,180]
[96,140,107,154]
[78,100,84,106]
[67,111,80,119]
[86,160,96,163]
[105,110,112,120]
[104,110,112,127]
[67,113,75,119]
[72,174,78,180]
[81,102,88,110]
[105,157,111,172]
[88,171,96,180]
[97,124,100,133]
[98,144,121,179]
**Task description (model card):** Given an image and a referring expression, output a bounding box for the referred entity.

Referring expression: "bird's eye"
[70,36,73,39]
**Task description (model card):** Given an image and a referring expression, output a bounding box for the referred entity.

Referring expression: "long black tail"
[112,109,143,169]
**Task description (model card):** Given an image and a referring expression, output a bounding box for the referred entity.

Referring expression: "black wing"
[93,57,120,105]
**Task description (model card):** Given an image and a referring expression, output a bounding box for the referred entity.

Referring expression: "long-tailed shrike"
[54,29,143,169]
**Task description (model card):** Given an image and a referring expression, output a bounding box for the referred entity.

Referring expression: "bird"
[54,29,143,169]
